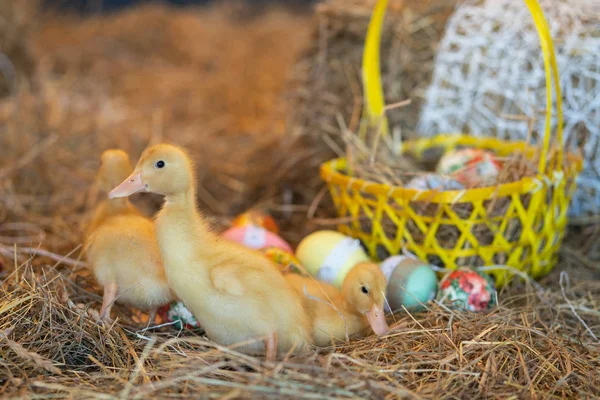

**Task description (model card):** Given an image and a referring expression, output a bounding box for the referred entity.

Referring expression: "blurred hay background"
[290,0,457,149]
[0,0,599,398]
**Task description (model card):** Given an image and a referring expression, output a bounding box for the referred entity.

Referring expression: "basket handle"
[524,0,564,173]
[362,0,564,174]
[362,0,389,136]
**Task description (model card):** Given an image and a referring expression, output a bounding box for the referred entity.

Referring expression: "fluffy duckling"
[109,144,311,361]
[285,262,390,346]
[85,150,142,238]
[84,149,172,323]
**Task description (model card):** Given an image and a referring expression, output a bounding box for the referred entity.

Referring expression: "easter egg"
[379,255,438,313]
[221,225,292,253]
[232,210,279,234]
[437,148,501,186]
[157,301,200,330]
[260,247,308,276]
[437,268,496,312]
[295,230,370,287]
[406,174,465,191]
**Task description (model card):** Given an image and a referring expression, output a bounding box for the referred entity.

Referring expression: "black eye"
[361,286,369,295]
[155,160,165,169]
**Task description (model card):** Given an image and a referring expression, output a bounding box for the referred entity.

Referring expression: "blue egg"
[380,256,438,312]
[406,174,464,191]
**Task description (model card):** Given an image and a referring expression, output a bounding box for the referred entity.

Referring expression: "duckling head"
[341,262,390,336]
[109,144,195,198]
[98,149,133,193]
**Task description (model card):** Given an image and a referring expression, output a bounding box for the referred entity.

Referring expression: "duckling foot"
[99,282,118,323]
[148,308,158,326]
[265,332,278,362]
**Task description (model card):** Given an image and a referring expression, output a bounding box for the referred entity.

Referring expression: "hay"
[290,0,458,156]
[0,0,40,96]
[0,255,598,398]
[0,0,599,398]
[0,1,321,246]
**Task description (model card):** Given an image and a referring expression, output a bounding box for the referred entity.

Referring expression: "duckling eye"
[155,160,165,169]
[361,286,369,295]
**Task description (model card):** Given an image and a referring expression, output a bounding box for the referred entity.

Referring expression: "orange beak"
[109,171,145,198]
[365,304,389,336]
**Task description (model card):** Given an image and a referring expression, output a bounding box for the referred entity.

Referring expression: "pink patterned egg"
[437,148,501,187]
[221,225,292,253]
[437,268,496,312]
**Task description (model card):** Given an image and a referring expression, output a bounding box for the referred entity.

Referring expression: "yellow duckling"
[84,149,172,323]
[108,144,311,361]
[285,262,390,346]
[84,150,142,237]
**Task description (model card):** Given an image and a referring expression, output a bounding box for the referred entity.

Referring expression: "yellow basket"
[319,0,583,287]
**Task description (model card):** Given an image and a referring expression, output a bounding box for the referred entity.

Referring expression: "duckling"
[84,149,172,323]
[84,149,142,238]
[285,262,390,346]
[108,144,311,361]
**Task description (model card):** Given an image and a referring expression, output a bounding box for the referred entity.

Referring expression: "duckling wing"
[209,264,246,296]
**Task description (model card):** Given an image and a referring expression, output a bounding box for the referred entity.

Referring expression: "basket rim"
[320,134,584,203]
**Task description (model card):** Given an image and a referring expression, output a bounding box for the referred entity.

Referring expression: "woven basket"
[320,0,583,287]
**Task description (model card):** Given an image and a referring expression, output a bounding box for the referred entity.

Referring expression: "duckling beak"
[365,304,389,336]
[109,171,145,198]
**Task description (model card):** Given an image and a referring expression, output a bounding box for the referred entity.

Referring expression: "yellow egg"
[295,230,370,287]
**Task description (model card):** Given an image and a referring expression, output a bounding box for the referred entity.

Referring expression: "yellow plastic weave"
[320,0,583,286]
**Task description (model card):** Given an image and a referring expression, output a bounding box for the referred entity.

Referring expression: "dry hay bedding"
[0,1,599,399]
[0,253,598,398]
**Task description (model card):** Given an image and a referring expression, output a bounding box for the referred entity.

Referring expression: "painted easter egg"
[295,230,370,287]
[406,174,465,191]
[437,148,501,186]
[437,268,496,312]
[232,210,279,234]
[379,255,438,313]
[157,301,200,330]
[221,225,292,253]
[260,247,308,276]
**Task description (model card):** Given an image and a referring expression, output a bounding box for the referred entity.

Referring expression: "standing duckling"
[285,262,390,346]
[108,144,311,361]
[85,150,142,238]
[84,149,172,323]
